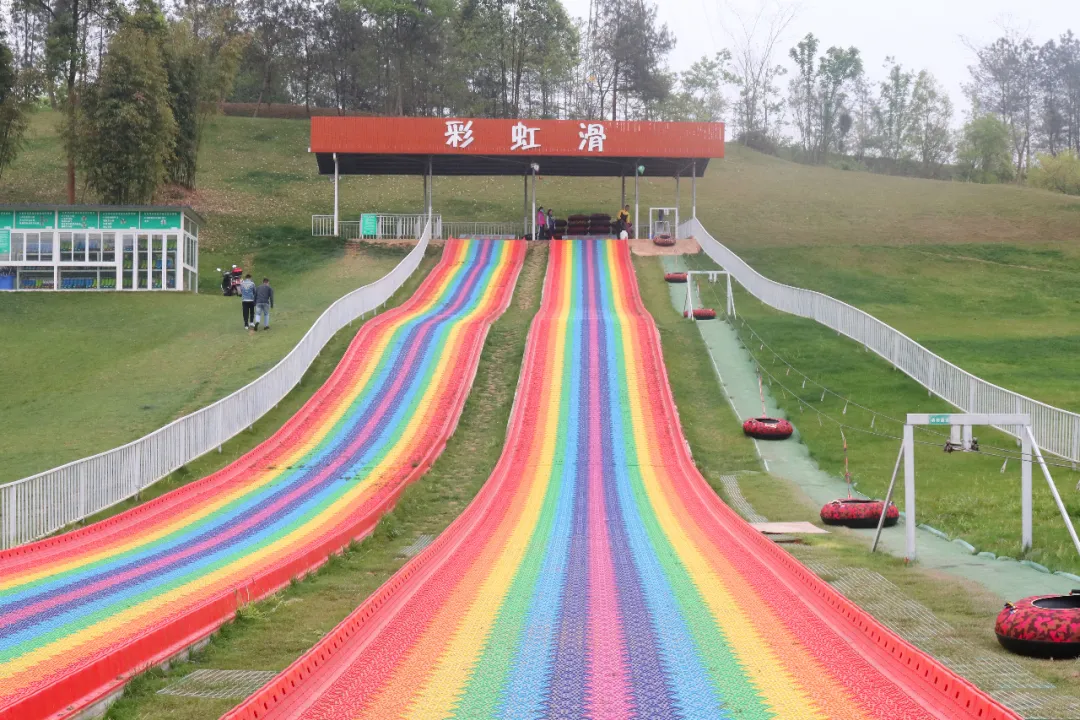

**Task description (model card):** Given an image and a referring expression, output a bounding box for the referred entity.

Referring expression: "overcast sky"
[563,0,1080,122]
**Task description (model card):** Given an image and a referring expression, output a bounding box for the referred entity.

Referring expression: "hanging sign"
[929,414,951,425]
[139,211,182,230]
[15,211,55,229]
[59,211,100,229]
[0,211,12,229]
[360,214,378,237]
[100,211,140,230]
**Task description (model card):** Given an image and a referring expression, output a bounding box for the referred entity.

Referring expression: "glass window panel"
[103,233,115,262]
[39,232,53,260]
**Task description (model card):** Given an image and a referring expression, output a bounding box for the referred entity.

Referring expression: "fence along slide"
[0,238,525,720]
[226,239,1014,720]
[682,218,1080,464]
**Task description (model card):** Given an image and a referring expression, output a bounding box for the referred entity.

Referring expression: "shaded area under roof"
[315,153,709,177]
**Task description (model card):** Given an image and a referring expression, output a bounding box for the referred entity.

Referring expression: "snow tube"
[819,498,899,529]
[664,272,688,283]
[653,235,676,247]
[742,416,792,440]
[683,308,717,320]
[996,592,1080,659]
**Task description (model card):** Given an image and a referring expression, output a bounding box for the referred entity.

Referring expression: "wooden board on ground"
[751,521,830,535]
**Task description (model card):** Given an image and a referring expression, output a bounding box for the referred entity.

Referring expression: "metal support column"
[333,152,340,237]
[676,174,680,218]
[634,163,640,240]
[903,425,916,562]
[524,175,529,238]
[691,161,697,220]
[530,167,537,241]
[1022,431,1033,550]
[621,174,626,209]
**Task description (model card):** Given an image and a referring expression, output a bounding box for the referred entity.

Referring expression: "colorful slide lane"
[227,239,1016,720]
[0,238,525,720]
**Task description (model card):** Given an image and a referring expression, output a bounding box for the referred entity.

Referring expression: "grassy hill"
[2,110,1078,484]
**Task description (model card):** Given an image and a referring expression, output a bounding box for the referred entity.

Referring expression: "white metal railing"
[0,223,432,550]
[440,221,522,239]
[338,221,361,240]
[312,215,335,236]
[682,217,1080,464]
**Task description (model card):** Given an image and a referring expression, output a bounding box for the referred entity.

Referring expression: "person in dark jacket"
[253,277,274,331]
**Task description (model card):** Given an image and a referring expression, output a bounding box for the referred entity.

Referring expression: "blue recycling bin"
[0,275,14,290]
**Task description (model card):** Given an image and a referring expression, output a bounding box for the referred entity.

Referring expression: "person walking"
[240,274,256,329]
[253,277,274,332]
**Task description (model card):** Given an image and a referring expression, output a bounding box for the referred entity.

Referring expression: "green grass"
[65,248,439,531]
[99,245,547,720]
[0,240,418,484]
[681,249,1080,574]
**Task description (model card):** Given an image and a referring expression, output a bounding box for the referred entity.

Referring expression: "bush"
[1028,151,1080,196]
[738,129,778,155]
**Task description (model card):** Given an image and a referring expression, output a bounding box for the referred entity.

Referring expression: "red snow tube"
[665,272,688,283]
[996,592,1080,659]
[819,498,899,529]
[653,235,676,247]
[683,308,717,320]
[742,416,792,439]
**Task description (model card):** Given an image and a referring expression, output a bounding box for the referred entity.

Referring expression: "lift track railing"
[681,217,1080,466]
[0,223,432,549]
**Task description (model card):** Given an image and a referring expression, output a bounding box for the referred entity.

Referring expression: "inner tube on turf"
[742,416,792,440]
[996,592,1080,659]
[665,272,688,283]
[653,236,676,247]
[683,308,717,320]
[819,498,899,528]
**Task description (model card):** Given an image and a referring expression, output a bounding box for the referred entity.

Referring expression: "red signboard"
[311,117,725,159]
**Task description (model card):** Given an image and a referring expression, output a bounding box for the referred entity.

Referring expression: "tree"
[0,23,30,182]
[593,0,674,120]
[787,32,817,157]
[1028,150,1080,195]
[876,58,914,163]
[957,114,1013,183]
[966,33,1040,178]
[76,5,176,203]
[904,71,953,178]
[723,0,795,142]
[815,45,862,164]
[662,51,729,122]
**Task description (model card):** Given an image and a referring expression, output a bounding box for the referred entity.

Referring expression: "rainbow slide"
[227,239,1016,720]
[0,238,526,720]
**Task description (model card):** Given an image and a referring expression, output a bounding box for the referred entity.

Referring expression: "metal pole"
[427,156,433,234]
[871,444,905,552]
[524,174,529,238]
[903,424,916,562]
[676,174,680,221]
[1022,430,1033,550]
[621,174,626,209]
[1026,427,1080,557]
[531,169,537,241]
[333,152,339,237]
[692,160,697,220]
[634,164,640,240]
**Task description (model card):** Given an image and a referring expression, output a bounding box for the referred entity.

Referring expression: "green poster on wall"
[100,211,139,230]
[15,211,55,229]
[59,211,100,229]
[361,214,378,237]
[140,211,182,230]
[0,230,9,255]
[0,211,12,229]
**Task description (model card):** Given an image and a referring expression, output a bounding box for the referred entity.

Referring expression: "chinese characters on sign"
[510,122,541,151]
[579,123,606,152]
[445,120,474,149]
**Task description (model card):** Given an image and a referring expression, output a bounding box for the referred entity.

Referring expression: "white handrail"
[682,217,1080,465]
[0,223,433,549]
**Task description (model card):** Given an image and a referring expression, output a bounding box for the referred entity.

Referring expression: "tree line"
[1,0,1078,201]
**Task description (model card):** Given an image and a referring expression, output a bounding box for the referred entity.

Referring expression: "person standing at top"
[546,209,555,238]
[240,274,256,329]
[616,204,631,236]
[253,277,274,332]
[536,206,547,240]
